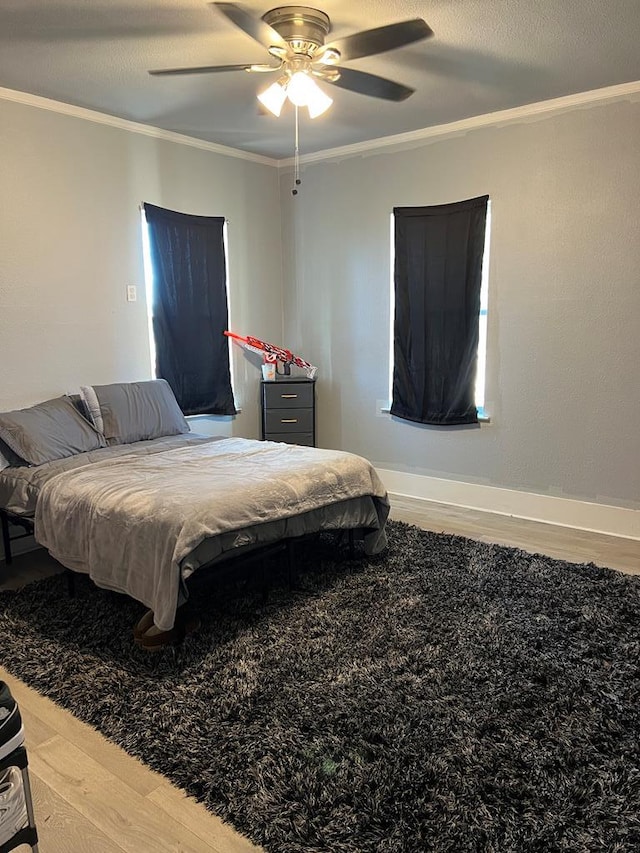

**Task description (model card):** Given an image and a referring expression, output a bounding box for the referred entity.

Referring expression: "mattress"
[0,433,216,517]
[4,435,389,630]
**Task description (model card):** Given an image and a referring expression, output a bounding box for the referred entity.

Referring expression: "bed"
[0,381,389,636]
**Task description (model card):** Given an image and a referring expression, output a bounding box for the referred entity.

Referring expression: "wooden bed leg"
[65,569,76,598]
[0,510,13,566]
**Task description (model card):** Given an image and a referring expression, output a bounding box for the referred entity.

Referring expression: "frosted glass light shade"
[306,85,333,118]
[286,71,316,106]
[256,72,333,118]
[257,80,288,116]
[287,72,333,117]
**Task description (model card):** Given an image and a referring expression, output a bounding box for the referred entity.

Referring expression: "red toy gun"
[224,331,318,379]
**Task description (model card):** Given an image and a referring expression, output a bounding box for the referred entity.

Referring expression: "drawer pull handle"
[280,394,298,399]
[281,418,298,423]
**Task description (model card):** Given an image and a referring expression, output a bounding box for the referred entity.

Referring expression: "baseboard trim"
[376,469,640,541]
[4,474,637,568]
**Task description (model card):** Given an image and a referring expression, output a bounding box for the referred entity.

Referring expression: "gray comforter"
[34,437,389,630]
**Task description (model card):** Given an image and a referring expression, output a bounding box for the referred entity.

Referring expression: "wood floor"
[1,499,638,852]
[388,495,640,575]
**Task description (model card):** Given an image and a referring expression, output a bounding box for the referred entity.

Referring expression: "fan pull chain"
[292,105,301,196]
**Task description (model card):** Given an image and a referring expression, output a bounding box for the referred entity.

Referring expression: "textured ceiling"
[1,0,639,160]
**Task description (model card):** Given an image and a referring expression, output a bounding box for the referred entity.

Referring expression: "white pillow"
[79,385,104,434]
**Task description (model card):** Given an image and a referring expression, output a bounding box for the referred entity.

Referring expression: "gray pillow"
[81,379,190,446]
[0,439,25,471]
[0,396,106,466]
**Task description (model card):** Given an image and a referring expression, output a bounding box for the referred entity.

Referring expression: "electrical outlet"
[127,285,137,302]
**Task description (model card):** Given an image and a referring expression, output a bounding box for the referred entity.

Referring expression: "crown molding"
[2,79,639,171]
[279,79,640,168]
[0,85,278,167]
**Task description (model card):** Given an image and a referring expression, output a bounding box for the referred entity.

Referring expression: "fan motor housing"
[263,6,331,53]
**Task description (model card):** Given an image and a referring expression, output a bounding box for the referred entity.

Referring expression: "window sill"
[186,410,241,420]
[381,407,490,423]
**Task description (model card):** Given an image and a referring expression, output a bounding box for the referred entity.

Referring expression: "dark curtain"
[143,203,236,416]
[391,195,489,426]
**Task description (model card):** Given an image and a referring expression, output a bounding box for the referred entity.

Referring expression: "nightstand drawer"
[265,432,314,447]
[263,382,314,409]
[261,377,316,446]
[265,409,314,433]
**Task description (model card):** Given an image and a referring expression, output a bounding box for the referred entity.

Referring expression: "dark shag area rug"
[1,520,639,852]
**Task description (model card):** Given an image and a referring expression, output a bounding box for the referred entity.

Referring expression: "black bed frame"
[0,508,34,567]
[1,507,360,598]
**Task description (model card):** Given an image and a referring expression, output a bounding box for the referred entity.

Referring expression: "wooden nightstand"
[260,377,316,447]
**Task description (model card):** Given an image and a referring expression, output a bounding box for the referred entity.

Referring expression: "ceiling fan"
[149,3,433,117]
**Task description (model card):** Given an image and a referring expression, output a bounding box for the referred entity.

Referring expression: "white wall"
[1,90,638,526]
[279,96,640,512]
[0,97,283,439]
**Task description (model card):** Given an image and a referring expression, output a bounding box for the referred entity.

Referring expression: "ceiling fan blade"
[320,19,433,63]
[149,63,277,76]
[329,67,414,101]
[211,2,288,51]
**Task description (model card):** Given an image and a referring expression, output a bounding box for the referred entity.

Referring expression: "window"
[141,203,236,416]
[389,195,490,425]
[475,200,491,419]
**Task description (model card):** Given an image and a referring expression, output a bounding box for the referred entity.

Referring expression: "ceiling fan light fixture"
[286,70,317,106]
[306,84,333,118]
[152,5,434,132]
[285,71,332,117]
[257,78,288,116]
